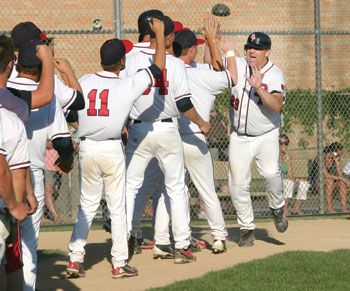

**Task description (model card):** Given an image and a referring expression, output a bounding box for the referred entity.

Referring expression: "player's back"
[126,48,191,121]
[7,77,69,169]
[78,70,154,140]
[178,63,232,135]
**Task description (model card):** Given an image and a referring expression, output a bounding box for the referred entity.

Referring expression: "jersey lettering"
[230,94,239,111]
[142,69,169,95]
[87,89,110,116]
[254,83,268,105]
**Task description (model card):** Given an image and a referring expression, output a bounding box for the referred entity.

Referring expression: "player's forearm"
[25,167,35,201]
[203,42,212,64]
[153,32,166,71]
[31,57,54,109]
[182,107,205,128]
[10,168,27,203]
[226,56,237,85]
[207,39,223,71]
[62,70,83,95]
[255,89,283,112]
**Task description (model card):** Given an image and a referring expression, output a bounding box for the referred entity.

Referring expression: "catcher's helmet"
[138,9,164,35]
[244,32,271,50]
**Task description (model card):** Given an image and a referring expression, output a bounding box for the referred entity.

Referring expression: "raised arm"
[53,58,83,94]
[31,44,54,109]
[149,18,165,71]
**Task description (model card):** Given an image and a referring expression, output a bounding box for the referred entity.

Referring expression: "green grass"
[148,249,350,291]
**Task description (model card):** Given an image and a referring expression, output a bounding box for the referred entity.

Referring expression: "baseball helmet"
[138,9,164,35]
[244,32,271,50]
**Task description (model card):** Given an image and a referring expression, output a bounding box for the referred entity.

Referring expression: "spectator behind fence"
[279,134,309,215]
[323,142,350,213]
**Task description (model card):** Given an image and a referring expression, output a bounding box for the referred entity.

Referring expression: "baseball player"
[0,105,38,291]
[7,39,74,290]
[66,18,166,279]
[0,112,30,291]
[10,22,85,115]
[125,13,210,264]
[213,32,288,246]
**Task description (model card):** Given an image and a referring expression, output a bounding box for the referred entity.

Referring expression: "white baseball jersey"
[178,63,232,135]
[0,106,30,170]
[6,77,70,170]
[8,74,78,111]
[126,48,192,121]
[230,57,286,136]
[127,41,150,57]
[78,68,154,141]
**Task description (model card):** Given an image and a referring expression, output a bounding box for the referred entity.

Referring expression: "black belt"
[80,137,118,141]
[134,118,172,124]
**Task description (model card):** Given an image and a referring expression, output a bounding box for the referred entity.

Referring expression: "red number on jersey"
[254,83,268,105]
[87,89,110,116]
[142,69,169,95]
[230,94,239,111]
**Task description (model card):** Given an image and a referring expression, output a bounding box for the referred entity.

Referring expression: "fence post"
[114,0,122,38]
[314,0,325,214]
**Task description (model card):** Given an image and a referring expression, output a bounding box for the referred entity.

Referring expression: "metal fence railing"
[2,0,350,226]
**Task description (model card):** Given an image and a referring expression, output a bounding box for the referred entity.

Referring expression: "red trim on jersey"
[263,63,274,75]
[175,93,191,100]
[95,73,120,79]
[237,66,248,131]
[144,68,154,87]
[141,50,155,56]
[9,161,30,169]
[7,80,37,86]
[62,90,77,110]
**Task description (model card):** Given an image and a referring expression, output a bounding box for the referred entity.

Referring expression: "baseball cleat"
[190,237,205,252]
[174,247,196,264]
[66,261,85,278]
[112,264,138,279]
[153,244,175,259]
[271,207,289,233]
[212,240,227,254]
[238,229,255,247]
[138,238,155,249]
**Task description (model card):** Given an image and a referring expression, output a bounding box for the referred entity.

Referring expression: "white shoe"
[197,212,207,219]
[212,240,226,254]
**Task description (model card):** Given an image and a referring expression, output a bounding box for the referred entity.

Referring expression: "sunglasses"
[279,141,289,146]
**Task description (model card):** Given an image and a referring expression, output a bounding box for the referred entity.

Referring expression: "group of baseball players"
[0,7,288,289]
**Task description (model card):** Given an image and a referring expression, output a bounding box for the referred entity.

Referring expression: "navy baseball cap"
[18,39,43,66]
[100,38,133,66]
[173,29,205,56]
[149,15,175,38]
[11,22,47,47]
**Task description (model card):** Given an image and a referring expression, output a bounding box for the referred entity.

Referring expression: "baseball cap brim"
[173,21,183,32]
[197,39,205,45]
[121,39,133,54]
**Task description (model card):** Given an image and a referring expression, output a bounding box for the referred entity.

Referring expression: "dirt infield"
[36,218,350,291]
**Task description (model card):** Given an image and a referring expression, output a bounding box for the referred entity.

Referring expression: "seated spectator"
[323,142,350,213]
[279,134,309,215]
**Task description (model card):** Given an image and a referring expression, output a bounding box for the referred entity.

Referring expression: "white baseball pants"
[126,121,190,250]
[130,158,172,245]
[228,128,284,230]
[21,168,46,291]
[68,139,128,268]
[282,179,309,200]
[182,133,227,241]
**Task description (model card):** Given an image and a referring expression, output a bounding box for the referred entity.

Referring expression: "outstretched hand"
[244,65,264,89]
[201,16,219,42]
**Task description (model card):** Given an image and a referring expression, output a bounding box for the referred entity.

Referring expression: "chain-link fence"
[2,0,350,226]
